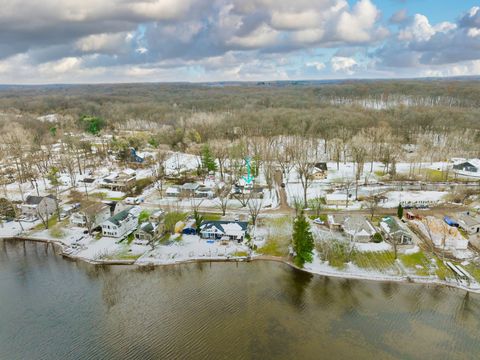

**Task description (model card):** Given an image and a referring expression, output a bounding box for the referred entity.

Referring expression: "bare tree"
[275,136,296,184]
[211,140,230,181]
[215,182,232,216]
[82,200,106,235]
[152,149,168,198]
[248,196,263,226]
[37,201,51,230]
[294,137,319,208]
[364,195,380,220]
[350,134,368,200]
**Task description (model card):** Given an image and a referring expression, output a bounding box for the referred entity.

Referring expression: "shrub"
[372,232,383,243]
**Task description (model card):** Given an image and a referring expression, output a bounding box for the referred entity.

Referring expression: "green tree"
[193,209,204,235]
[292,211,314,268]
[81,115,105,135]
[397,203,403,219]
[201,144,217,172]
[138,210,150,225]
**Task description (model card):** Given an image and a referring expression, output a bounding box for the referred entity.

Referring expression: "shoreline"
[3,236,480,294]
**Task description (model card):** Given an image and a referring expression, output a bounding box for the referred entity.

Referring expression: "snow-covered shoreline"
[3,236,480,294]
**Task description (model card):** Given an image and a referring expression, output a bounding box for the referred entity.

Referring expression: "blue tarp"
[182,228,196,235]
[444,216,459,227]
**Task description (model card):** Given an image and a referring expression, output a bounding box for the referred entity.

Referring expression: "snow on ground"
[147,188,278,211]
[90,189,125,199]
[0,220,41,237]
[354,242,392,252]
[383,190,447,208]
[28,226,87,244]
[76,236,122,260]
[136,235,249,264]
[285,182,327,204]
[165,152,200,176]
[405,246,420,255]
[304,250,401,280]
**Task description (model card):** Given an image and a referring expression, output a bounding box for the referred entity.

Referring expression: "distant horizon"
[1,74,480,87]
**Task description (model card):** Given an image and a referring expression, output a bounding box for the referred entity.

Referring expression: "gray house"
[455,213,480,234]
[21,195,57,219]
[380,216,413,245]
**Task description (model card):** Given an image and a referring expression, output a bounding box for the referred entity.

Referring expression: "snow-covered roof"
[200,220,248,236]
[166,186,180,194]
[326,193,349,201]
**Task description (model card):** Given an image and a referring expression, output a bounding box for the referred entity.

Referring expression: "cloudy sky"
[0,0,479,83]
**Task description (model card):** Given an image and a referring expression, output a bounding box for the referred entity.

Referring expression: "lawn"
[201,212,222,221]
[352,251,396,271]
[316,240,352,270]
[463,263,480,283]
[257,216,292,257]
[432,258,452,280]
[316,239,396,271]
[399,252,431,276]
[34,216,58,230]
[232,251,248,257]
[257,239,288,257]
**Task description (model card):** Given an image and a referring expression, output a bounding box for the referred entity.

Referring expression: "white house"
[326,193,351,207]
[453,159,480,177]
[70,203,111,230]
[165,186,181,197]
[200,220,249,242]
[456,212,480,235]
[101,206,139,238]
[21,195,57,219]
[328,214,376,243]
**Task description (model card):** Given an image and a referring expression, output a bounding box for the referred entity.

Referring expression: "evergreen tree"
[201,144,217,172]
[193,209,204,235]
[397,203,403,219]
[292,211,314,268]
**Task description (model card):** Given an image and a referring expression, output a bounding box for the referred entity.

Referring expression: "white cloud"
[398,14,455,42]
[336,0,380,42]
[228,24,280,49]
[306,61,326,71]
[39,57,82,74]
[75,32,131,53]
[467,28,480,37]
[331,56,357,74]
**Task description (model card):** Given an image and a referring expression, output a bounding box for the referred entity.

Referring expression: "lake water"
[1,240,479,360]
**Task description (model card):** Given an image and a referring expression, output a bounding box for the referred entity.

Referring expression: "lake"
[1,240,479,360]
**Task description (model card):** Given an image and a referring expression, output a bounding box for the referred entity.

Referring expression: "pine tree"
[292,211,314,268]
[397,203,403,219]
[201,144,217,172]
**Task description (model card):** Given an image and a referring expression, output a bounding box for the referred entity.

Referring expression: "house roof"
[326,193,349,201]
[380,216,406,235]
[343,215,376,237]
[454,159,480,169]
[106,206,134,226]
[140,222,156,234]
[24,194,56,205]
[456,213,480,227]
[314,162,327,171]
[166,186,180,193]
[182,182,200,190]
[200,220,248,234]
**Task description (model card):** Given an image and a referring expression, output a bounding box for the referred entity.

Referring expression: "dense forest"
[0,79,479,157]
